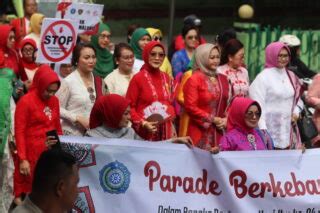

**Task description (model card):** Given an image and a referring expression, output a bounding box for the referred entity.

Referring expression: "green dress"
[0,67,14,157]
[0,67,14,212]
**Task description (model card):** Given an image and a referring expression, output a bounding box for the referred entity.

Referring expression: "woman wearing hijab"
[146,27,172,78]
[14,64,61,204]
[87,94,192,147]
[249,41,303,150]
[220,97,273,151]
[217,39,249,97]
[126,41,176,141]
[87,94,139,139]
[19,38,38,83]
[91,22,114,78]
[184,43,230,151]
[129,28,151,74]
[0,25,20,75]
[24,13,45,48]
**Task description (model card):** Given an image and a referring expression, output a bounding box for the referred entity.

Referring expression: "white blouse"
[104,68,133,97]
[56,70,97,136]
[249,67,302,148]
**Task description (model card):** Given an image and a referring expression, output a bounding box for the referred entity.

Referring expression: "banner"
[56,2,104,35]
[36,18,78,64]
[60,136,320,213]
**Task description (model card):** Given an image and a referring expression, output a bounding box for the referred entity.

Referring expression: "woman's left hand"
[45,136,58,148]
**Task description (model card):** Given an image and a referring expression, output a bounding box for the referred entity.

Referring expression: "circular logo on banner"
[41,20,76,62]
[99,161,131,194]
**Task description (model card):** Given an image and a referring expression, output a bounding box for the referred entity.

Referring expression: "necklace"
[247,133,257,150]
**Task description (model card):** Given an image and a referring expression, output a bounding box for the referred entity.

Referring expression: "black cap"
[183,14,202,27]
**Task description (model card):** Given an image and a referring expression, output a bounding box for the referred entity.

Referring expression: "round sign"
[41,20,76,62]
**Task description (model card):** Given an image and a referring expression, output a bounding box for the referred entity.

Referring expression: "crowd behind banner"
[0,0,320,212]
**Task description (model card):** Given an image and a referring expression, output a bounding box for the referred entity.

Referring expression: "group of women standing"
[0,18,311,211]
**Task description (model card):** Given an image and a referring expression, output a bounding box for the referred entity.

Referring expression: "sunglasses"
[186,35,198,40]
[87,87,95,103]
[245,111,261,119]
[150,52,165,58]
[153,36,162,41]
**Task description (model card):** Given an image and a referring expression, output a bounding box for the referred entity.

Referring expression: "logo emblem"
[70,8,76,14]
[99,161,131,194]
[78,9,83,15]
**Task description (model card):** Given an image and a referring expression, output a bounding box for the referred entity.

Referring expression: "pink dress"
[220,128,268,151]
[217,64,249,97]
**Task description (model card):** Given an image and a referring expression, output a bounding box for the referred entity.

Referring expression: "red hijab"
[227,97,261,133]
[90,94,130,129]
[20,38,38,70]
[0,25,13,52]
[0,25,19,74]
[30,64,60,100]
[141,41,165,72]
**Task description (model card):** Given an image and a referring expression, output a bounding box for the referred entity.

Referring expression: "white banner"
[60,136,320,213]
[36,18,78,64]
[56,2,104,35]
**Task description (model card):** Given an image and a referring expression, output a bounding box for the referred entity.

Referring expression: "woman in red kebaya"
[0,25,20,75]
[184,43,230,151]
[126,41,176,140]
[14,64,62,204]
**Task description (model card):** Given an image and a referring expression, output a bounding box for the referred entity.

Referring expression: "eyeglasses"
[186,35,198,40]
[153,36,162,41]
[278,54,289,59]
[99,34,111,40]
[245,111,261,119]
[120,55,134,61]
[22,48,35,54]
[87,87,95,103]
[150,52,165,58]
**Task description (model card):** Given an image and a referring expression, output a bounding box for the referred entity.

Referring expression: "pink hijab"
[227,97,261,133]
[265,41,290,68]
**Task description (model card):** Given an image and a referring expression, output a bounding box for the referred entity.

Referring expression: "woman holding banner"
[220,97,273,151]
[56,43,106,136]
[87,94,191,147]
